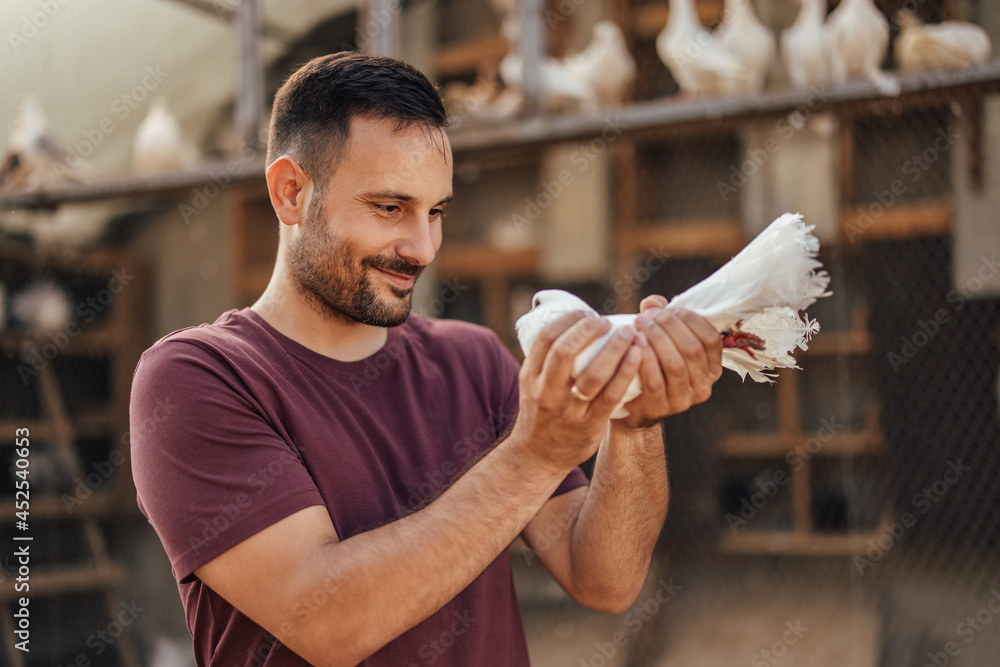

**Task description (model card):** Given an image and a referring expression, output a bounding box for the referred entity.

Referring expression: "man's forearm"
[286,435,571,665]
[567,423,669,611]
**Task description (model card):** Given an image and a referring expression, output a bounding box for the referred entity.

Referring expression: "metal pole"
[365,0,402,58]
[235,0,264,150]
[517,0,544,115]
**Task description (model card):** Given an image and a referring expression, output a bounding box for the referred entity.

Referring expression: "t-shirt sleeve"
[488,330,589,497]
[129,339,325,582]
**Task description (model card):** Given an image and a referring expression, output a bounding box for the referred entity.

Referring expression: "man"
[130,52,723,666]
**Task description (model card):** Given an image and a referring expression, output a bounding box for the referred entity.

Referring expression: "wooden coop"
[1,0,999,665]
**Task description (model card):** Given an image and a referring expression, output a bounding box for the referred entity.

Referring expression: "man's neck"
[251,270,390,362]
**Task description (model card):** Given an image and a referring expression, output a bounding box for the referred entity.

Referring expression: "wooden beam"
[718,430,882,458]
[448,62,1000,154]
[434,35,508,77]
[840,199,952,241]
[0,159,266,210]
[0,564,126,600]
[619,218,744,257]
[434,245,538,278]
[718,523,892,555]
[801,329,871,356]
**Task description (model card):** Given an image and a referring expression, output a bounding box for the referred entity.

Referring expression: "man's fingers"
[635,309,694,410]
[592,345,642,414]
[634,342,667,404]
[571,325,637,401]
[673,308,725,382]
[538,314,612,392]
[658,308,718,404]
[520,311,589,379]
[639,294,669,312]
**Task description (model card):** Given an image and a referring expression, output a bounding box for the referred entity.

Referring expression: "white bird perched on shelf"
[11,281,72,335]
[0,94,94,193]
[515,213,831,419]
[563,20,637,107]
[781,0,830,89]
[657,0,749,97]
[826,0,900,96]
[132,97,199,176]
[714,0,777,95]
[499,17,597,112]
[894,10,993,73]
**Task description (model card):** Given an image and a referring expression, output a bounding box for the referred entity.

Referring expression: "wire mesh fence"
[417,0,1000,665]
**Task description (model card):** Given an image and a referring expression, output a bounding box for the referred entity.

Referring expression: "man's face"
[286,116,453,327]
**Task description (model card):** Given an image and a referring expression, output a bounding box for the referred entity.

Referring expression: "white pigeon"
[499,17,597,111]
[0,201,117,255]
[516,291,643,419]
[563,21,637,106]
[781,0,831,89]
[714,0,777,95]
[895,10,992,72]
[515,213,831,419]
[132,97,199,175]
[656,0,749,97]
[11,281,72,335]
[826,0,900,96]
[0,94,94,193]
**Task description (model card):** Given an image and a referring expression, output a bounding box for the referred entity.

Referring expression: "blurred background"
[1,0,999,665]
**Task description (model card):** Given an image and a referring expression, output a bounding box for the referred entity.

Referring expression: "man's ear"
[266,156,313,227]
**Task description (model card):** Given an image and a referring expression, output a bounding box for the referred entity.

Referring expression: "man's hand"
[509,311,642,472]
[615,294,724,431]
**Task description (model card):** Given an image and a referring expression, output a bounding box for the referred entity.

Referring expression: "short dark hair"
[267,52,449,188]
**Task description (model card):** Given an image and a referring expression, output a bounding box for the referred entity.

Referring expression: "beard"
[286,202,424,327]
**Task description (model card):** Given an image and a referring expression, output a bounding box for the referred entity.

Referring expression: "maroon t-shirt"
[129,308,588,666]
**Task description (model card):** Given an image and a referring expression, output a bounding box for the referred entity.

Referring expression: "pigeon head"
[895,8,922,29]
[10,94,50,152]
[514,289,596,358]
[593,20,625,45]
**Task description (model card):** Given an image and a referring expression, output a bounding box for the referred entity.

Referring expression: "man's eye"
[376,204,400,214]
[430,208,444,218]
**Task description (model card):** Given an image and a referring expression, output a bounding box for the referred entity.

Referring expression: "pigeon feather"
[515,213,831,418]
